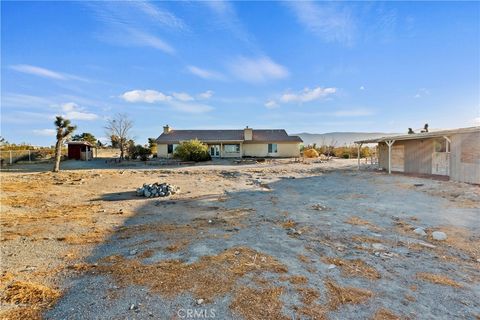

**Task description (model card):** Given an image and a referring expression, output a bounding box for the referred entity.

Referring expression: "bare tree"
[53,116,76,172]
[105,113,133,160]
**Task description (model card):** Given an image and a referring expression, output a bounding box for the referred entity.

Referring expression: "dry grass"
[323,257,380,280]
[1,281,60,306]
[281,220,297,229]
[325,279,373,310]
[0,280,61,320]
[93,247,287,302]
[372,308,400,320]
[279,275,308,285]
[297,254,312,264]
[434,226,480,259]
[416,273,462,288]
[138,249,155,259]
[345,216,383,232]
[230,286,289,320]
[0,307,43,320]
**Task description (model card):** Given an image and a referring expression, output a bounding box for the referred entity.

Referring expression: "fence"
[0,149,65,166]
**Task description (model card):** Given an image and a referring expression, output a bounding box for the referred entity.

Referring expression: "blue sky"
[1,1,479,146]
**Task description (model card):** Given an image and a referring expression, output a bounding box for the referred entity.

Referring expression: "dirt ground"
[1,158,479,319]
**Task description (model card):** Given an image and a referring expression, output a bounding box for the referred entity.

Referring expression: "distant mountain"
[295,132,398,146]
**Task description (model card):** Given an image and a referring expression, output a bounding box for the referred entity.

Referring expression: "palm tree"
[53,116,76,172]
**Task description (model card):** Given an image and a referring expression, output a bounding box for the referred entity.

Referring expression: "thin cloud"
[287,1,356,46]
[276,86,337,105]
[86,1,182,54]
[265,100,279,109]
[33,129,56,136]
[414,88,430,98]
[10,64,90,82]
[228,56,289,83]
[60,102,99,120]
[120,89,213,114]
[197,90,214,100]
[202,1,256,49]
[187,66,225,80]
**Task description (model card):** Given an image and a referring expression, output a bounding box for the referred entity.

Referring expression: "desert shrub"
[303,148,319,158]
[129,144,151,161]
[174,139,211,162]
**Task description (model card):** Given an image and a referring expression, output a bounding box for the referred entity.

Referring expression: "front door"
[209,145,220,157]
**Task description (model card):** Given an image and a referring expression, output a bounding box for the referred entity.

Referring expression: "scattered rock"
[413,227,427,236]
[129,249,138,256]
[372,243,387,251]
[129,304,138,311]
[417,241,436,249]
[311,203,329,211]
[432,231,447,241]
[196,299,204,305]
[414,183,424,187]
[328,264,336,269]
[137,183,179,198]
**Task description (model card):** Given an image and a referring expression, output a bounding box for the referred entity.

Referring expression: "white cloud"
[120,89,213,113]
[414,88,430,98]
[228,56,289,83]
[60,102,99,120]
[10,65,89,82]
[473,117,480,124]
[360,85,365,90]
[187,66,225,80]
[172,92,194,102]
[287,1,355,45]
[125,28,175,54]
[33,129,56,136]
[265,100,279,109]
[197,90,214,100]
[279,87,337,104]
[121,90,172,103]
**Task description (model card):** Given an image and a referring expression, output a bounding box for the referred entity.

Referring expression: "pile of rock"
[136,183,179,198]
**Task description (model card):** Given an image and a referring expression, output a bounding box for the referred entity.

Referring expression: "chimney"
[163,125,172,134]
[244,126,253,141]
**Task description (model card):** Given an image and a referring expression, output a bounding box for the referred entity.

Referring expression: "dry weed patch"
[0,306,43,320]
[94,247,287,302]
[279,275,308,285]
[416,273,462,288]
[323,257,380,280]
[325,279,373,310]
[1,281,60,306]
[346,216,383,232]
[230,286,289,320]
[372,308,400,320]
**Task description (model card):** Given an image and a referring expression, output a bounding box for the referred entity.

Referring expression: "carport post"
[356,143,363,170]
[385,140,395,174]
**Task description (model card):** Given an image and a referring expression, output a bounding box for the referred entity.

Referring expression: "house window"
[167,144,178,154]
[224,144,240,153]
[268,143,278,153]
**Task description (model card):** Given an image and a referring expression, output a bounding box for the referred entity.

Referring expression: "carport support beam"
[356,143,363,170]
[385,140,395,174]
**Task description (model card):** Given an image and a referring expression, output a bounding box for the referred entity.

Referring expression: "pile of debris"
[136,183,180,198]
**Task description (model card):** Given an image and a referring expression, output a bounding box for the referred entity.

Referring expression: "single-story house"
[67,141,96,161]
[354,126,480,184]
[156,125,303,158]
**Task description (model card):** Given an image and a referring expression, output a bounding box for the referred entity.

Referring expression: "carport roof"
[354,126,480,144]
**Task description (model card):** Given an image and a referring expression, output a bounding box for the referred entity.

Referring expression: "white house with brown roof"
[156,125,303,158]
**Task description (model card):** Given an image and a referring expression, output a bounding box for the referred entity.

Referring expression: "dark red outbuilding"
[67,141,95,160]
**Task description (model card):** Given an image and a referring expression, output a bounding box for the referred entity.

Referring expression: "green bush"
[129,144,151,161]
[174,139,211,162]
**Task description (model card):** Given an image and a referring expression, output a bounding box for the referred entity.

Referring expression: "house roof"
[156,129,303,144]
[354,126,480,144]
[67,141,95,147]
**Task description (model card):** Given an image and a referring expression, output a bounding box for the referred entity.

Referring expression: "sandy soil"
[1,158,479,319]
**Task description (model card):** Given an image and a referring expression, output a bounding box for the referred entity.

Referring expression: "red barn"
[67,141,95,160]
